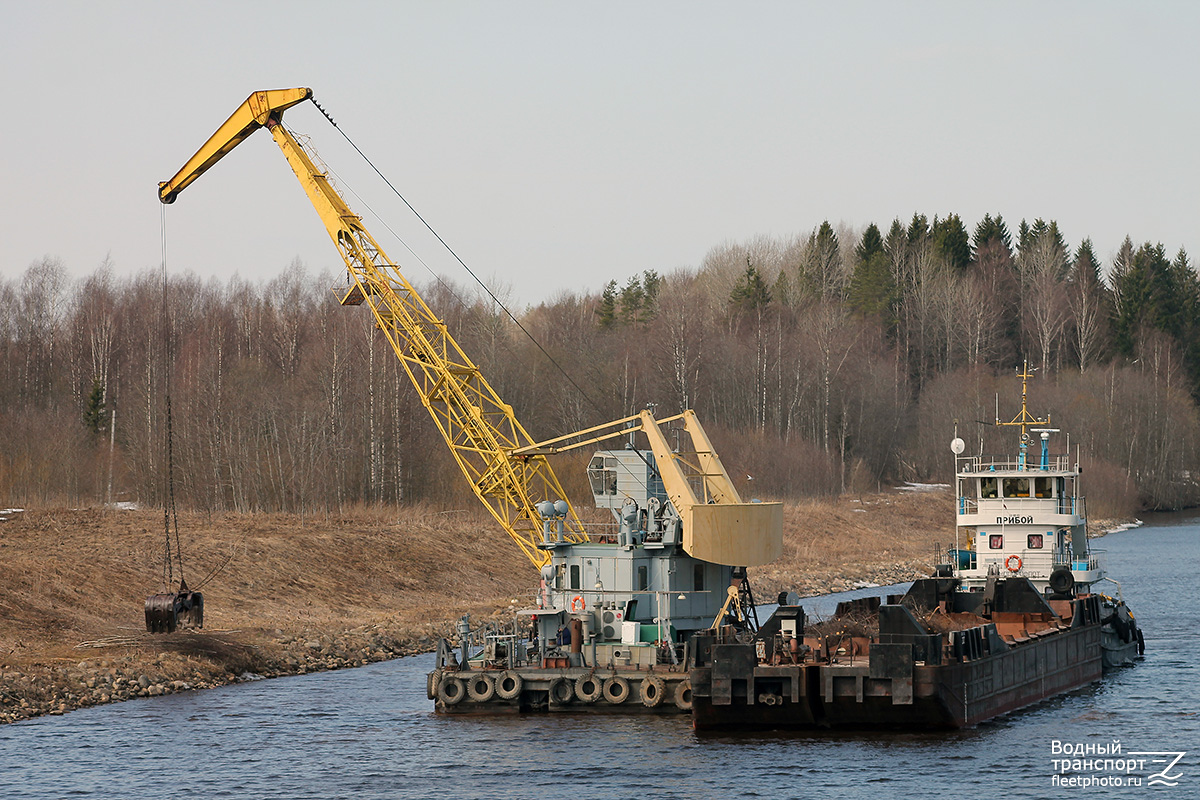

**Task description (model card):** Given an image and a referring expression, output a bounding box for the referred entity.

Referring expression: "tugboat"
[945,363,1143,669]
[689,364,1142,730]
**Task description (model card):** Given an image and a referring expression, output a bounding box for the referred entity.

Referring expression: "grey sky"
[3,1,1197,304]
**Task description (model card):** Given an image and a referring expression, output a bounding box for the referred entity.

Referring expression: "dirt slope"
[0,490,957,723]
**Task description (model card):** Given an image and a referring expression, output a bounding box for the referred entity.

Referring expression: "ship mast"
[995,360,1050,468]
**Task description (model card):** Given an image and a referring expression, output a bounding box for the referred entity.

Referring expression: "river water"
[1,516,1196,799]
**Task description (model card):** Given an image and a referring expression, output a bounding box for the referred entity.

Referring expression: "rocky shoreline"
[1,562,930,726]
[1,619,464,725]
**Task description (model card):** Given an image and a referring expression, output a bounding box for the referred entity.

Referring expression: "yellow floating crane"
[159,88,585,569]
[157,89,783,656]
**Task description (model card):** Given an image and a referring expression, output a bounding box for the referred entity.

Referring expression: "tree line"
[2,211,1198,517]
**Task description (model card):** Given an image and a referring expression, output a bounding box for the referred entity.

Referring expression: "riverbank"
[0,489,1127,724]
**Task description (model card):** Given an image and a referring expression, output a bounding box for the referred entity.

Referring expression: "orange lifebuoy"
[1005,555,1022,572]
[570,595,586,613]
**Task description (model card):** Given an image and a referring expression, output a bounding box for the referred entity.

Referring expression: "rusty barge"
[690,578,1104,730]
[689,364,1142,731]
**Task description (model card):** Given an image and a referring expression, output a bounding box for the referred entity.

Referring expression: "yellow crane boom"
[159,88,586,568]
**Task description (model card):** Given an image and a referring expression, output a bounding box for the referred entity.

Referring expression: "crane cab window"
[980,477,998,499]
[637,565,648,592]
[570,564,580,590]
[588,456,618,496]
[1034,477,1053,498]
[1002,478,1030,498]
[693,564,706,592]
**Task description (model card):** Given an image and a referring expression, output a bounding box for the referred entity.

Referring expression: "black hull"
[692,617,1102,731]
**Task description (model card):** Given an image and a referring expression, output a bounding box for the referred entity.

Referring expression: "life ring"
[466,673,496,703]
[574,675,603,704]
[672,679,693,711]
[1005,555,1022,572]
[640,675,666,708]
[549,677,574,705]
[570,595,586,613]
[436,675,465,706]
[602,676,630,705]
[495,671,523,701]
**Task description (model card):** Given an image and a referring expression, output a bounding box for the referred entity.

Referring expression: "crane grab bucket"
[144,581,204,634]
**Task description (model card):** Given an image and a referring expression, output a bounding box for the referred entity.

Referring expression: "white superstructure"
[946,364,1102,597]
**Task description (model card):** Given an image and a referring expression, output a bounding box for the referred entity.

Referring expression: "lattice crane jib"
[158,88,586,569]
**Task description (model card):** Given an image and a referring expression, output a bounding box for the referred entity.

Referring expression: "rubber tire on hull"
[640,675,666,708]
[466,674,496,703]
[427,668,443,701]
[495,671,523,701]
[602,676,630,705]
[672,679,693,711]
[574,675,603,704]
[437,676,466,706]
[549,677,574,706]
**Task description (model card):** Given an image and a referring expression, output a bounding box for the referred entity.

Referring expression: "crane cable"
[308,97,608,422]
[307,98,668,499]
[159,204,186,592]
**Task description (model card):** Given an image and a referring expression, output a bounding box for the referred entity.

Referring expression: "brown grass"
[756,487,956,600]
[0,488,964,721]
[0,503,532,664]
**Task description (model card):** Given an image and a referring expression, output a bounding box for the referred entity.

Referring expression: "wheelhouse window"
[1002,477,1030,498]
[989,534,1004,550]
[1034,477,1053,498]
[1027,534,1044,549]
[980,477,998,499]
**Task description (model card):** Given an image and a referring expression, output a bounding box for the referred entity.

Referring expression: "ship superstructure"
[946,364,1099,598]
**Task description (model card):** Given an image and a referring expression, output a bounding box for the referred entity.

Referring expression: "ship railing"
[940,544,976,571]
[1053,549,1104,573]
[956,454,1073,473]
[957,494,1083,517]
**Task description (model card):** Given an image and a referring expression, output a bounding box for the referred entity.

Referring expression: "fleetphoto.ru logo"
[1051,739,1187,788]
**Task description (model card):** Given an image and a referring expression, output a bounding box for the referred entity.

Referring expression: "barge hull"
[692,591,1104,730]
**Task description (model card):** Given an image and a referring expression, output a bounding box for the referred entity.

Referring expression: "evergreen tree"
[83,378,107,435]
[931,213,971,270]
[640,269,662,322]
[848,223,897,321]
[972,213,1013,260]
[906,213,929,245]
[618,275,645,325]
[854,222,885,264]
[1067,238,1110,370]
[730,262,772,313]
[1071,239,1103,285]
[773,268,795,309]
[1112,242,1175,354]
[800,221,845,301]
[596,280,618,328]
